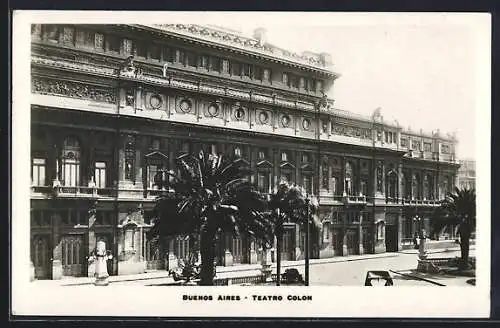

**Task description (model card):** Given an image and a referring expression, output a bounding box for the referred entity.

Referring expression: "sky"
[215,15,487,160]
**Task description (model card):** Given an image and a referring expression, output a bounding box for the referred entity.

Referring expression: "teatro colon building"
[29,23,459,279]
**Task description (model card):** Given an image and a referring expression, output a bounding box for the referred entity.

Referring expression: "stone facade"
[29,24,459,280]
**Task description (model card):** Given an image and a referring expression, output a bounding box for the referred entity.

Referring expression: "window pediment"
[234,157,250,166]
[145,150,168,160]
[301,163,314,171]
[257,159,273,168]
[280,162,295,170]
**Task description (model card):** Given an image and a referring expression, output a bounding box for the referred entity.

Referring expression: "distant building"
[29,24,459,280]
[457,159,476,190]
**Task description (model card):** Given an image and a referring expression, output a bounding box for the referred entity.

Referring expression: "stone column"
[358,213,364,255]
[118,134,126,183]
[340,156,346,196]
[397,210,403,251]
[356,158,361,196]
[134,137,143,188]
[381,160,386,196]
[87,206,97,277]
[294,223,302,260]
[51,211,62,280]
[342,227,348,256]
[249,238,258,264]
[295,151,301,185]
[372,158,377,198]
[167,237,177,270]
[408,168,413,200]
[397,163,403,202]
[250,147,256,185]
[273,148,280,190]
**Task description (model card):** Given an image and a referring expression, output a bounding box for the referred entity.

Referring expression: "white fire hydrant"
[94,241,113,286]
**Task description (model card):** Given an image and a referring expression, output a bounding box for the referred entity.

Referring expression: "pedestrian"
[413,233,419,249]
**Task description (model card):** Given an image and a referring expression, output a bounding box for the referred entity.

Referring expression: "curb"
[60,253,399,286]
[389,270,446,286]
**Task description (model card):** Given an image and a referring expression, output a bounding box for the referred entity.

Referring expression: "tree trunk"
[276,228,282,286]
[199,227,216,286]
[459,223,471,268]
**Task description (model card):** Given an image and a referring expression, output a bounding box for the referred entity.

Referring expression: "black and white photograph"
[11,11,490,318]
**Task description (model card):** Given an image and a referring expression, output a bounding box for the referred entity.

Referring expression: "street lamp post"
[305,197,310,286]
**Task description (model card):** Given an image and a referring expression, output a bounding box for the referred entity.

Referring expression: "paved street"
[309,252,434,286]
[30,248,474,287]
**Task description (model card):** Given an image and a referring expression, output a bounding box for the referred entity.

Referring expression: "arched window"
[62,136,81,187]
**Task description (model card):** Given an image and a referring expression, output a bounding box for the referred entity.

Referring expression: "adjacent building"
[457,159,476,190]
[29,24,460,280]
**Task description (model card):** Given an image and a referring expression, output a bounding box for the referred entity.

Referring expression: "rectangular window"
[424,142,432,152]
[200,55,210,70]
[361,180,368,196]
[63,159,79,187]
[94,33,104,50]
[257,172,269,193]
[321,166,329,190]
[45,25,60,43]
[95,162,106,188]
[32,158,46,186]
[400,138,408,148]
[163,46,174,62]
[107,35,121,53]
[241,63,252,77]
[150,44,161,60]
[211,57,221,72]
[231,62,241,76]
[282,72,289,85]
[176,50,186,64]
[309,79,316,92]
[62,27,75,45]
[186,52,196,67]
[135,41,147,58]
[303,175,312,194]
[331,176,339,196]
[147,164,160,190]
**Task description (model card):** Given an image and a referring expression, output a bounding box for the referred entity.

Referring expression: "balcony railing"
[342,195,367,204]
[31,184,116,198]
[402,198,441,206]
[145,188,175,198]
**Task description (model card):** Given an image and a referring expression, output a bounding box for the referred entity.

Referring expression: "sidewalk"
[31,248,460,287]
[399,245,475,255]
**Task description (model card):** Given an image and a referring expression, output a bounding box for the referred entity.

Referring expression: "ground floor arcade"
[30,198,447,280]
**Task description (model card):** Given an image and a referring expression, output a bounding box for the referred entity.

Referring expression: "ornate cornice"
[137,24,338,76]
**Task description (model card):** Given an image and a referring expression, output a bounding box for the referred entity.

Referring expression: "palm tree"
[268,181,320,285]
[151,150,275,285]
[434,186,476,268]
